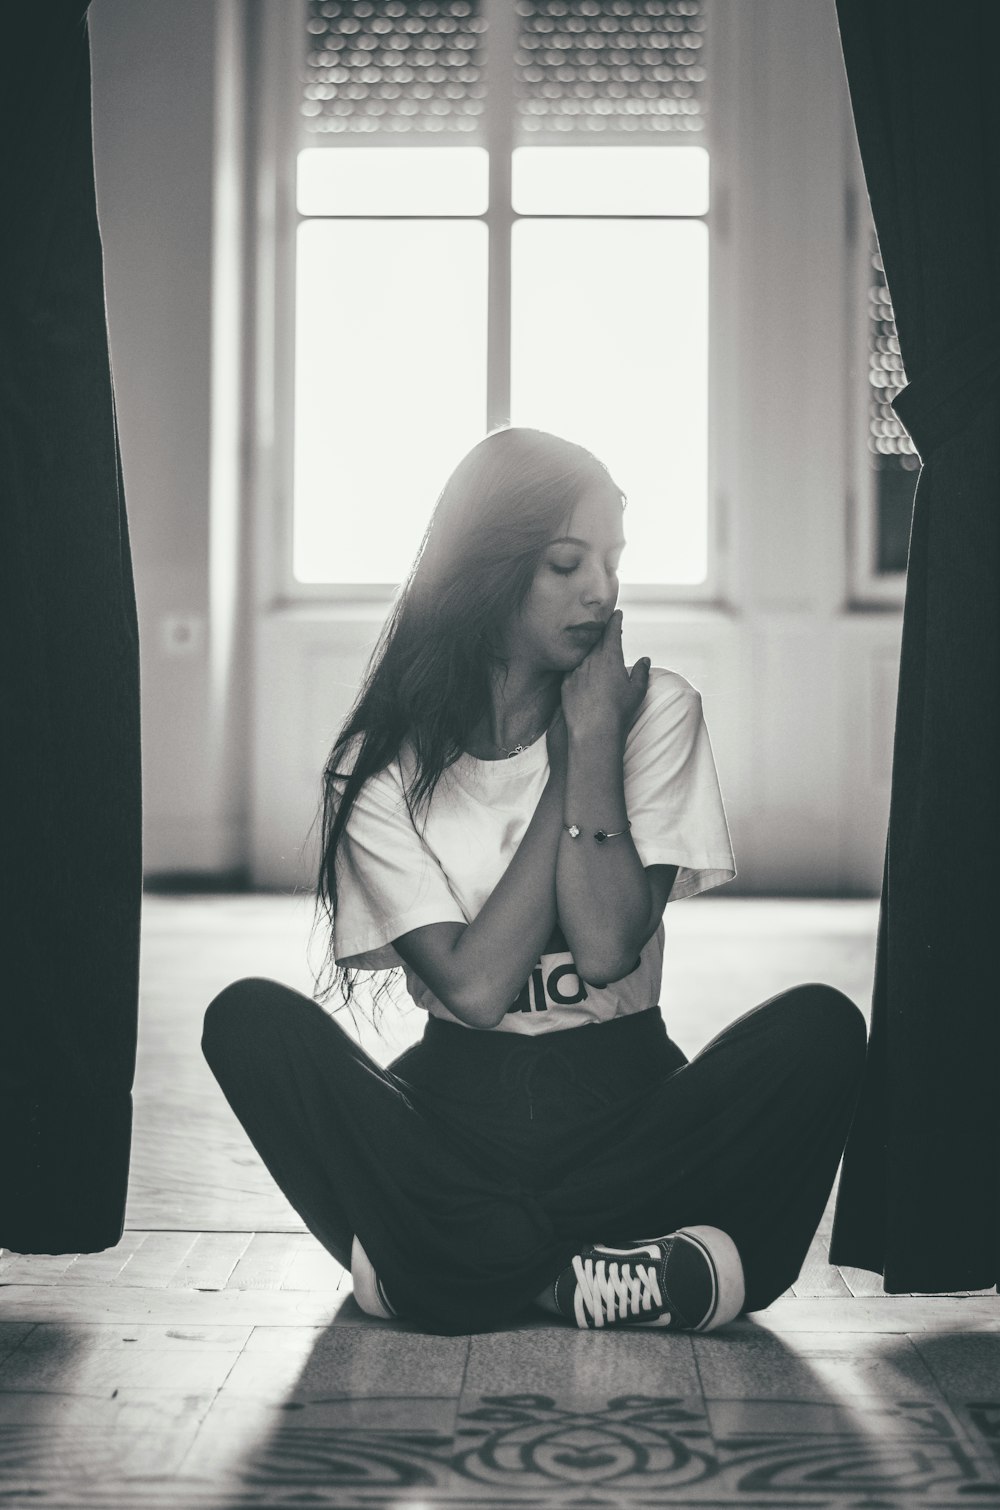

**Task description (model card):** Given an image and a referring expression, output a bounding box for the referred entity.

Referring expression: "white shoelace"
[572,1253,669,1328]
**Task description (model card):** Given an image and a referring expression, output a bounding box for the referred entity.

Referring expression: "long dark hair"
[314,426,623,1013]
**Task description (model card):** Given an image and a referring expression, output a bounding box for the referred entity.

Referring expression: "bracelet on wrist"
[564,821,632,844]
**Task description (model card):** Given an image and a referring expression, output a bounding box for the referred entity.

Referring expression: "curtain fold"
[0,3,141,1252]
[830,0,1000,1290]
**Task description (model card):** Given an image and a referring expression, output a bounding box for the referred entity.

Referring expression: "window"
[849,220,918,603]
[292,0,712,588]
[867,235,917,576]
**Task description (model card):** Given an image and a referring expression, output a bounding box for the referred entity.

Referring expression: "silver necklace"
[497,719,550,758]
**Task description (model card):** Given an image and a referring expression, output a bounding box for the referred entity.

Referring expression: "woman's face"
[502,483,625,675]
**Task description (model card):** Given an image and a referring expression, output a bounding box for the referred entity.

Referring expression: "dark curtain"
[830,1,1000,1290]
[0,4,141,1251]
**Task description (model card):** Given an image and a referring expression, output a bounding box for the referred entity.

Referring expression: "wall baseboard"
[143,815,247,876]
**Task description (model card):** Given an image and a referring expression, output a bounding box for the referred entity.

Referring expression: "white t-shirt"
[333,668,736,1035]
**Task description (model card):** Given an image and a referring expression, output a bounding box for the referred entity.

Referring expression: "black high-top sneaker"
[552,1225,745,1331]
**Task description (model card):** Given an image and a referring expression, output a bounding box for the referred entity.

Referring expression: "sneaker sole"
[674,1225,745,1331]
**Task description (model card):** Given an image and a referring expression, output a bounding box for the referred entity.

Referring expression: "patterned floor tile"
[172,1388,1000,1507]
[705,1424,997,1502]
[463,1326,701,1406]
[910,1335,1000,1473]
[180,1391,717,1507]
[181,1392,462,1490]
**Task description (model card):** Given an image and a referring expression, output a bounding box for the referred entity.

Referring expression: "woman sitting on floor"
[203,426,866,1336]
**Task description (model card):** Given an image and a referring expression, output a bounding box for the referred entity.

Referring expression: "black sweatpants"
[202,981,866,1334]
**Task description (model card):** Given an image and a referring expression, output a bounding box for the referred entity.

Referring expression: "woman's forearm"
[445,769,565,1020]
[557,729,652,983]
[395,762,568,1028]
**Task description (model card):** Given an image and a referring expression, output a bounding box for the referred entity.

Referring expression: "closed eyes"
[549,555,623,577]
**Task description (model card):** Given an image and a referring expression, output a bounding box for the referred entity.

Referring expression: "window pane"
[511,219,708,584]
[297,147,489,217]
[294,220,488,584]
[512,146,709,216]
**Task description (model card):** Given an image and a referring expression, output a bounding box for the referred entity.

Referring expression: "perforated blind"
[868,237,917,573]
[302,0,486,139]
[515,0,707,143]
[301,1,707,145]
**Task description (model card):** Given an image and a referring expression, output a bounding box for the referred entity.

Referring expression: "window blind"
[301,1,706,145]
[302,0,486,140]
[514,0,706,144]
[869,236,918,574]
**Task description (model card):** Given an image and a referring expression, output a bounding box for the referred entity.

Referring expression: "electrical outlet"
[160,613,205,657]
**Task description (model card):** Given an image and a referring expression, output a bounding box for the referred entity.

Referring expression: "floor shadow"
[192,1312,1000,1509]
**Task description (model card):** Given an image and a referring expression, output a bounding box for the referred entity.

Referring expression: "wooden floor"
[2,894,998,1508]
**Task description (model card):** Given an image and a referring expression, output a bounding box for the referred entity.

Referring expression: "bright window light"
[511,218,709,585]
[512,146,709,217]
[297,147,489,217]
[294,219,488,584]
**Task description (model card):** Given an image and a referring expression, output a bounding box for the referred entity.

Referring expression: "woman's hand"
[560,609,650,743]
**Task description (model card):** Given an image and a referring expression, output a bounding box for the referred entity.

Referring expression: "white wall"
[90,0,250,877]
